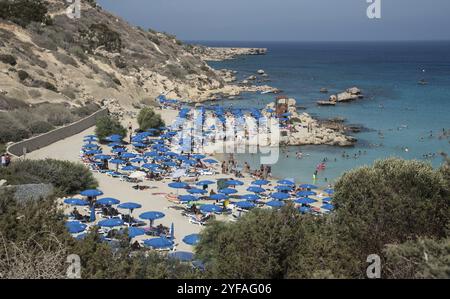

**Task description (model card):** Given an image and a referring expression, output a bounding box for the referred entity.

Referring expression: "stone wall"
[7,108,108,157]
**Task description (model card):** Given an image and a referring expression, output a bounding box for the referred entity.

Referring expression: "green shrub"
[61,86,77,100]
[81,23,122,53]
[68,46,88,61]
[137,107,165,131]
[0,112,31,143]
[95,115,127,142]
[53,51,78,67]
[18,69,30,81]
[71,103,100,117]
[0,94,27,110]
[0,0,49,27]
[0,54,17,66]
[0,159,98,196]
[28,120,54,134]
[31,80,58,92]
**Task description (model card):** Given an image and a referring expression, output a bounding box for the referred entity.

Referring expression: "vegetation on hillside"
[0,0,51,27]
[95,115,127,142]
[137,107,165,132]
[0,159,98,196]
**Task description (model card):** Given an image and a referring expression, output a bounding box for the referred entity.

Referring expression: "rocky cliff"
[0,0,269,109]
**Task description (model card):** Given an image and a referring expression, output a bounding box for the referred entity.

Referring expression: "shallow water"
[193,41,450,184]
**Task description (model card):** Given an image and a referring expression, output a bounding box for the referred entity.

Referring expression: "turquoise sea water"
[194,41,450,184]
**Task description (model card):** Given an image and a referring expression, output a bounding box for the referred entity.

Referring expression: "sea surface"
[191,41,450,185]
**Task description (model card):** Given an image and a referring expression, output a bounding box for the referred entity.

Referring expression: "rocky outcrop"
[264,99,356,147]
[190,46,267,61]
[317,87,364,106]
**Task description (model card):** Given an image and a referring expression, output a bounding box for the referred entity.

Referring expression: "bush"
[71,103,100,117]
[18,69,30,81]
[81,23,122,53]
[95,115,127,142]
[68,46,88,61]
[31,80,58,92]
[53,51,78,67]
[28,120,54,134]
[0,0,48,27]
[0,112,31,143]
[0,159,98,196]
[0,54,17,66]
[137,107,165,131]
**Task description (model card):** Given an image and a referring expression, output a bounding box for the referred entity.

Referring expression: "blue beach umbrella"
[297,190,317,197]
[90,205,96,222]
[168,251,194,262]
[121,153,137,159]
[142,163,160,170]
[294,198,318,205]
[178,195,197,202]
[251,179,270,186]
[64,198,89,206]
[240,194,261,201]
[65,221,87,234]
[85,150,102,155]
[218,188,238,195]
[299,206,312,214]
[322,197,333,203]
[192,154,206,160]
[324,188,335,195]
[210,193,228,201]
[110,159,125,165]
[132,143,147,148]
[187,188,207,195]
[300,184,318,190]
[200,204,223,214]
[277,179,295,186]
[322,204,335,211]
[143,237,174,249]
[112,147,126,154]
[183,234,200,246]
[130,157,146,163]
[168,182,189,189]
[203,159,218,164]
[97,197,120,206]
[98,218,124,228]
[196,180,215,186]
[139,211,165,221]
[163,161,178,167]
[234,201,256,209]
[80,189,103,198]
[118,202,142,211]
[247,186,265,193]
[83,143,98,149]
[94,154,111,160]
[127,227,146,238]
[225,180,244,186]
[275,185,293,192]
[121,165,137,171]
[266,200,286,208]
[271,192,290,200]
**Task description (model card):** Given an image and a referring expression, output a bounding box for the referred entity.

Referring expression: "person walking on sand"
[1,154,6,167]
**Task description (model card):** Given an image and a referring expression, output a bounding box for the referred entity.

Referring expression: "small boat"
[418,79,428,85]
[317,101,336,106]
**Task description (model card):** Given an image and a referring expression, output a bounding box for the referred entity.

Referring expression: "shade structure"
[121,165,137,171]
[130,157,146,163]
[84,150,101,155]
[80,189,103,198]
[299,206,312,214]
[64,198,89,206]
[83,143,98,149]
[275,185,294,191]
[183,234,200,246]
[225,180,244,186]
[143,237,174,249]
[247,186,265,193]
[218,188,238,195]
[200,204,223,214]
[300,184,318,189]
[168,182,189,189]
[297,190,317,197]
[294,198,317,205]
[118,202,142,211]
[109,159,125,165]
[121,153,137,159]
[98,218,124,228]
[187,188,207,195]
[178,195,197,202]
[139,211,165,221]
[168,251,194,262]
[234,201,256,209]
[321,204,335,211]
[66,221,87,234]
[127,227,146,238]
[251,179,270,186]
[94,154,111,160]
[163,161,177,167]
[270,192,291,200]
[210,193,228,201]
[96,197,120,206]
[240,194,261,201]
[203,159,218,164]
[192,154,206,160]
[266,200,286,208]
[142,163,160,170]
[112,148,126,154]
[324,189,335,195]
[277,179,295,186]
[196,180,215,186]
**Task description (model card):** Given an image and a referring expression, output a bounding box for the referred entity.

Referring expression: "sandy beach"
[26,106,331,253]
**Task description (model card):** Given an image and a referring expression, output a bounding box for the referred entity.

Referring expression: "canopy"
[65,221,87,234]
[200,204,222,213]
[64,198,89,206]
[297,190,317,197]
[183,234,200,246]
[266,200,286,208]
[251,179,270,186]
[168,251,194,262]
[98,218,124,227]
[247,186,265,193]
[97,197,120,206]
[143,237,174,249]
[300,184,318,189]
[139,211,165,221]
[118,202,142,210]
[234,201,256,209]
[80,189,103,197]
[168,182,189,189]
[218,188,238,195]
[270,192,290,200]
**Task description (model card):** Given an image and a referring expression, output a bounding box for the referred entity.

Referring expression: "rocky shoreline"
[191,46,267,61]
